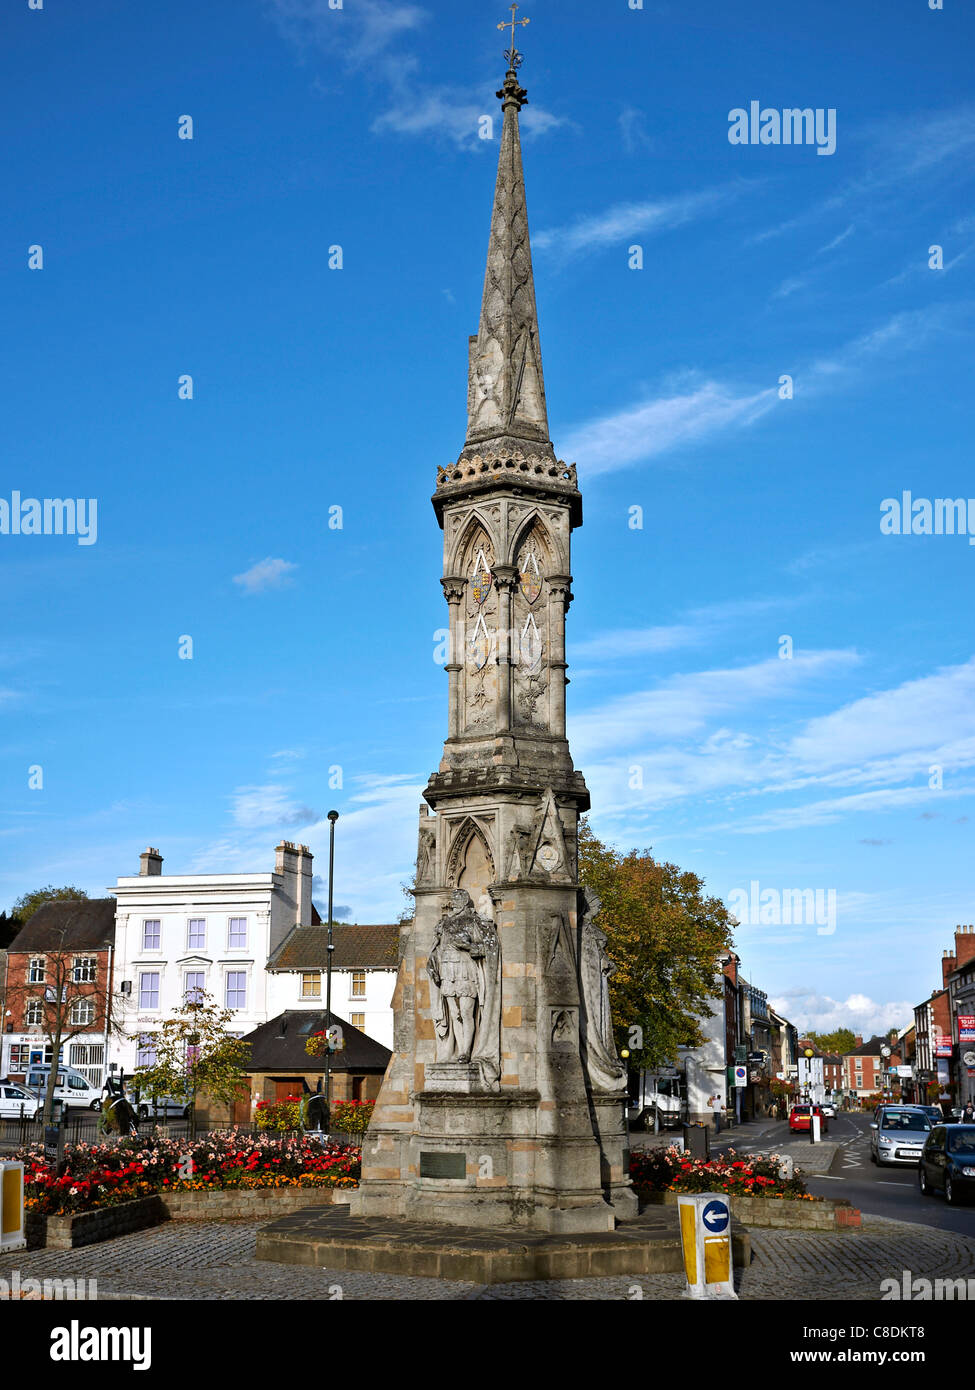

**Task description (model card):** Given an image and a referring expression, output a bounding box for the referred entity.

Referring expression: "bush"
[629,1145,813,1200]
[255,1096,305,1132]
[329,1099,375,1137]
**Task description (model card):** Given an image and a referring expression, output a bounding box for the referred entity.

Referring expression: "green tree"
[577,820,734,1069]
[11,885,89,925]
[130,993,249,1137]
[0,911,19,950]
[807,1028,857,1055]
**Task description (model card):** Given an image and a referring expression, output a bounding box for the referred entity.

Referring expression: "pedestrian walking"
[963,1101,974,1124]
[708,1094,723,1133]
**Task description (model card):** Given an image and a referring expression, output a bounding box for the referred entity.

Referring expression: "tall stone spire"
[353,40,635,1238]
[463,64,552,460]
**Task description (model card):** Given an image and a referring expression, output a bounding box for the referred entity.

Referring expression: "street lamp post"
[323,810,339,1134]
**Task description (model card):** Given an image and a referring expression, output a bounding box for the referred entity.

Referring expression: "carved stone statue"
[427,888,501,1090]
[577,887,626,1091]
[417,822,436,885]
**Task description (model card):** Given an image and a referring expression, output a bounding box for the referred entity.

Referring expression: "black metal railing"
[0,1111,362,1153]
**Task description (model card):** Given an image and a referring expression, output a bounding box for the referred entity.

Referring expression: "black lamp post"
[323,810,339,1133]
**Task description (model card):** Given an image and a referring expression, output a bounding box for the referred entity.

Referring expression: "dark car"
[918,1125,975,1203]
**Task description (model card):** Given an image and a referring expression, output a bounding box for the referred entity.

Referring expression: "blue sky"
[2,0,974,1038]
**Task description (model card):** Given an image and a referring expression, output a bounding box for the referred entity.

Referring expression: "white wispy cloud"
[534,184,745,261]
[570,648,860,759]
[750,105,975,245]
[230,784,316,830]
[562,376,778,478]
[573,597,798,663]
[618,106,654,154]
[561,303,965,477]
[266,0,563,148]
[815,222,855,256]
[232,557,297,594]
[769,988,914,1039]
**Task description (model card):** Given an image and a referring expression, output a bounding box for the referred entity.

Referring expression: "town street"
[718,1112,975,1239]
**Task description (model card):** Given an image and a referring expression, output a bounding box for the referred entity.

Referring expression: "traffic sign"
[733,1065,747,1088]
[702,1199,730,1233]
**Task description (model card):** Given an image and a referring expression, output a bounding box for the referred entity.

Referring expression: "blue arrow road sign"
[702,1200,729,1233]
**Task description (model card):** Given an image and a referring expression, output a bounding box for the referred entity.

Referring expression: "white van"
[25,1065,102,1114]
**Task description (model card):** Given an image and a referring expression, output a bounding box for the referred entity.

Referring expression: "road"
[716,1110,975,1238]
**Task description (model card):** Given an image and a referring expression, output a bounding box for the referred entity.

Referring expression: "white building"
[266,923,398,1049]
[109,842,317,1075]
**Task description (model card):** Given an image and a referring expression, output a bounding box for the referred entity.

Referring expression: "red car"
[789,1104,829,1134]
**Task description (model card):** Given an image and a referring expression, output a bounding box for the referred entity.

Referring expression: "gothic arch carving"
[508,509,565,573]
[444,816,496,891]
[448,508,501,577]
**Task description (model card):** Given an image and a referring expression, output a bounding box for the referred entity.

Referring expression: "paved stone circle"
[2,1212,974,1300]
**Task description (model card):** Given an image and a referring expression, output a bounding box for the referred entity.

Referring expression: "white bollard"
[677,1192,737,1299]
[810,1113,821,1143]
[0,1161,26,1253]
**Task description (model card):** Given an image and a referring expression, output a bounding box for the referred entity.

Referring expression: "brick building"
[1,898,117,1089]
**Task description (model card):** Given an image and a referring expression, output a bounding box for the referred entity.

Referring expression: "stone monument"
[351,27,636,1234]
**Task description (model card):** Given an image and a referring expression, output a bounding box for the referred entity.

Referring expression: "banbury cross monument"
[351,20,636,1234]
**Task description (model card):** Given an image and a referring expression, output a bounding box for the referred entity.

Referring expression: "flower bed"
[629,1145,813,1200]
[15,1129,361,1217]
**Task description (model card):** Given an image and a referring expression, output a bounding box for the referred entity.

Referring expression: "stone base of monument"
[254,1203,752,1284]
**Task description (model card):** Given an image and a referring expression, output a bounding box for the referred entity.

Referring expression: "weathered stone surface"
[357,59,633,1236]
[257,1203,751,1283]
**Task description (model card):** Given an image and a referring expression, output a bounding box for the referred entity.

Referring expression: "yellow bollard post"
[676,1191,737,1299]
[0,1161,26,1253]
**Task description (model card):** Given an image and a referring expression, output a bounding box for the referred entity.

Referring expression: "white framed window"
[184,971,205,1004]
[142,920,161,950]
[351,970,366,998]
[300,972,321,999]
[228,918,247,948]
[28,958,45,983]
[25,998,43,1026]
[139,972,160,1009]
[136,1034,156,1068]
[72,956,97,983]
[69,999,95,1027]
[350,1013,365,1029]
[187,918,206,950]
[225,971,247,1009]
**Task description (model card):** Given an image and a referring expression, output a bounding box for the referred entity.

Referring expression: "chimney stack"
[139,847,163,876]
[854,1034,863,1048]
[296,844,314,926]
[955,925,975,971]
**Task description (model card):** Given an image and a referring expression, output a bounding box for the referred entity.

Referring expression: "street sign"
[702,1199,730,1234]
[733,1065,747,1088]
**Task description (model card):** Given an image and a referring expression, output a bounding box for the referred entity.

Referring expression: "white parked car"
[0,1083,42,1120]
[821,1103,836,1118]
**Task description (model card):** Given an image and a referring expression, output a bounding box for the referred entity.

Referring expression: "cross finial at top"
[497,3,529,69]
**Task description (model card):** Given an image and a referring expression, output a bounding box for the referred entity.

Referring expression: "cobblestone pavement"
[3,1213,974,1300]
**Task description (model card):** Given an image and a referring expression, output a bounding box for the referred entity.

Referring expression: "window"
[187,919,206,950]
[139,972,160,1009]
[72,957,97,983]
[69,999,95,1027]
[300,972,321,999]
[351,970,366,998]
[225,972,247,1009]
[69,1043,104,1089]
[184,971,205,1004]
[25,999,43,1026]
[8,1044,29,1072]
[350,1013,365,1029]
[136,1035,156,1068]
[228,918,247,948]
[29,958,45,983]
[142,920,161,950]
